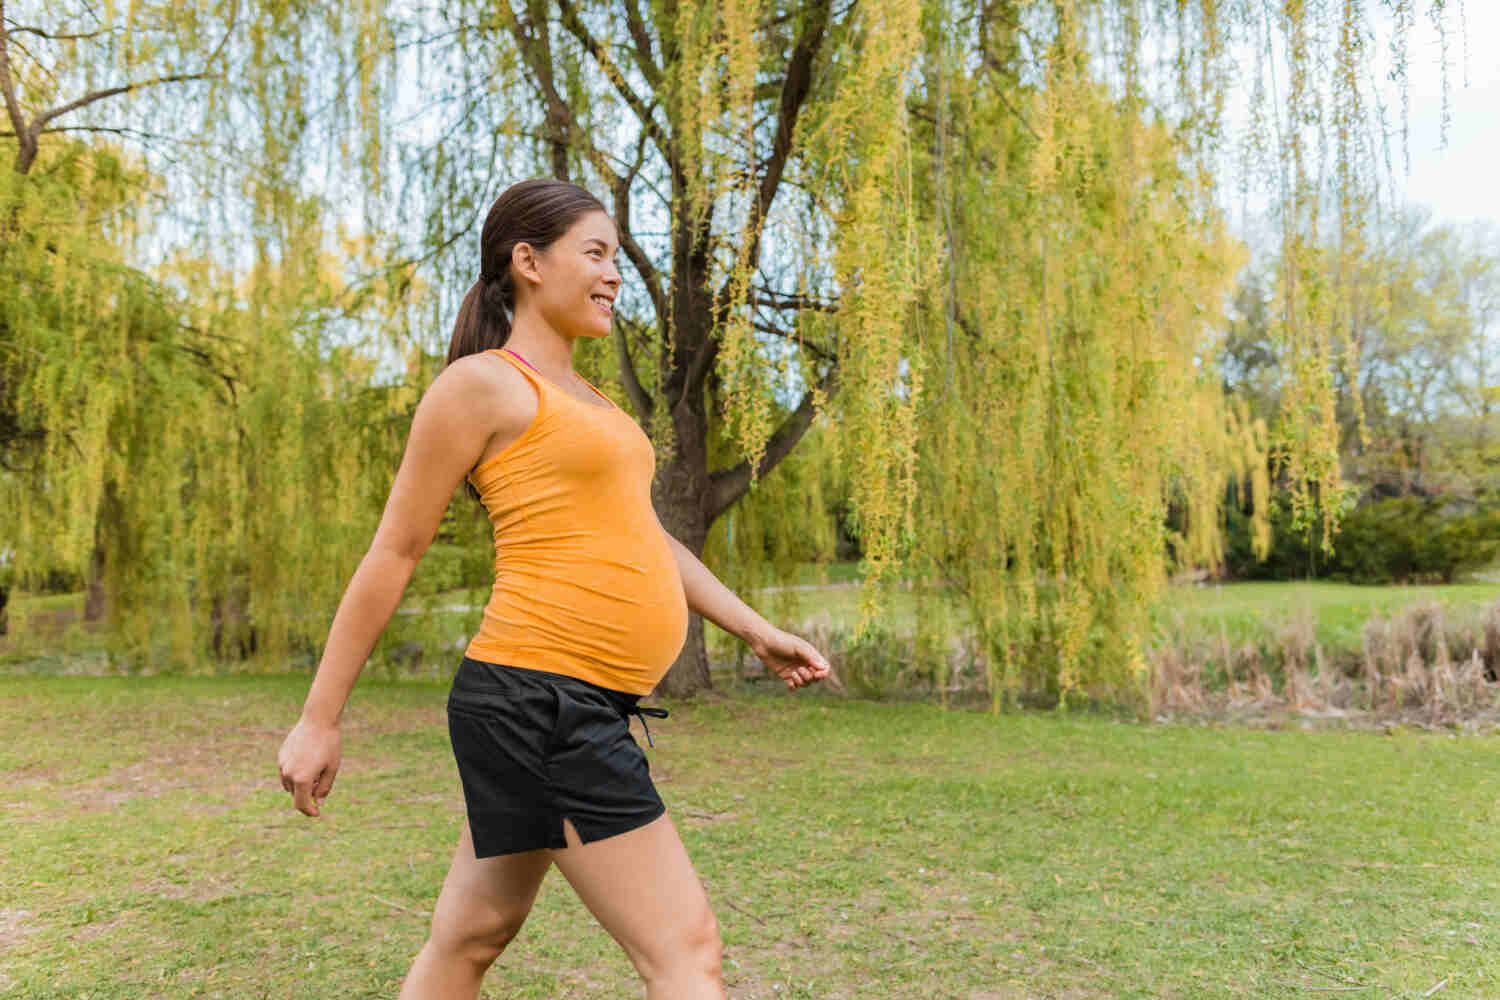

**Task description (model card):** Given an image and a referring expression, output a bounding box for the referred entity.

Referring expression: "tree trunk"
[654,380,714,697]
[84,483,123,624]
[83,542,108,623]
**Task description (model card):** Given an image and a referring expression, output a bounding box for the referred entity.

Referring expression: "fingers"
[313,768,336,806]
[279,760,332,817]
[789,638,830,690]
[757,629,831,691]
[277,721,340,818]
[781,659,826,690]
[291,771,323,817]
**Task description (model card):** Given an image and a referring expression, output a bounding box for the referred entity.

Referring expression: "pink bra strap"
[502,348,543,375]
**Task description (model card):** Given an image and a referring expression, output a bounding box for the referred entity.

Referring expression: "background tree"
[1216,210,1499,583]
[4,0,1469,707]
[0,1,416,664]
[1225,209,1499,502]
[1341,214,1500,499]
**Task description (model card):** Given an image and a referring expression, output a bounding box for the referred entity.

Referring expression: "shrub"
[1224,493,1500,584]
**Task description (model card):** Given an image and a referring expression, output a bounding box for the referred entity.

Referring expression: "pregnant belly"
[482,549,688,677]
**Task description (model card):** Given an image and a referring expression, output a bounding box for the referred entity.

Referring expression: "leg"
[549,814,724,1000]
[399,820,552,1000]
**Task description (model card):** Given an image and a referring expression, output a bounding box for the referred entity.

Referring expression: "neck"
[505,310,578,375]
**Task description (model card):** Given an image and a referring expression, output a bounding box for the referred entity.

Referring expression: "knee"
[640,906,722,985]
[688,908,723,975]
[428,903,528,969]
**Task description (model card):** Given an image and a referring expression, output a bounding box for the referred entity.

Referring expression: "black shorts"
[446,657,667,858]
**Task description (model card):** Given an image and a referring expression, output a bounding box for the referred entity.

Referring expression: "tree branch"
[751,319,835,362]
[555,0,675,168]
[0,30,59,92]
[620,0,662,89]
[0,2,32,170]
[979,50,1041,141]
[607,134,660,421]
[613,121,667,328]
[749,287,840,313]
[32,73,211,135]
[3,123,175,142]
[505,4,624,185]
[202,0,240,75]
[706,363,840,524]
[693,0,833,390]
[684,283,840,396]
[509,0,571,180]
[2,24,117,42]
[730,0,833,287]
[612,314,654,419]
[503,3,668,333]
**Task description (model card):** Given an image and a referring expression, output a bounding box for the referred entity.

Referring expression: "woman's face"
[523,210,621,340]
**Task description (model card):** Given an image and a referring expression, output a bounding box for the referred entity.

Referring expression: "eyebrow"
[581,238,617,251]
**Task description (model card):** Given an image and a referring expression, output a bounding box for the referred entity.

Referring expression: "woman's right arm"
[277,358,508,817]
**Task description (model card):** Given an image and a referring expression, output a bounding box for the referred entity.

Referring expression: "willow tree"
[0,1,415,665]
[374,0,1456,697]
[362,0,928,693]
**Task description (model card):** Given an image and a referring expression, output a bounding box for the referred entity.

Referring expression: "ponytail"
[446,273,514,366]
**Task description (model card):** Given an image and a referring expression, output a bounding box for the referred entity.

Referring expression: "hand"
[750,626,831,691]
[277,715,342,817]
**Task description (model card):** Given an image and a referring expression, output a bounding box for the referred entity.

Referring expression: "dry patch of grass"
[1151,599,1500,727]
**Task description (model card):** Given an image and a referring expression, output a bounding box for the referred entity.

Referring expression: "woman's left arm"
[662,531,830,690]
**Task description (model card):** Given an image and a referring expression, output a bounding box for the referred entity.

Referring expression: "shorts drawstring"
[630,705,669,747]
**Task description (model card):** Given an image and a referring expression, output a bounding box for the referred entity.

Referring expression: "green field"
[1151,580,1500,649]
[743,575,1500,640]
[5,675,1500,997]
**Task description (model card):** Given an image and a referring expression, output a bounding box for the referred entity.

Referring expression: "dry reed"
[1148,600,1500,726]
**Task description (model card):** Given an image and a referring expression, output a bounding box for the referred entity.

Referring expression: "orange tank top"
[463,348,688,694]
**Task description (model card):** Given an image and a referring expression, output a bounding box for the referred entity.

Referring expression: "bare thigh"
[429,820,553,951]
[548,814,720,984]
[397,822,553,999]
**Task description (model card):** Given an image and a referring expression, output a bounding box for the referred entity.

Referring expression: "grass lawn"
[1152,580,1500,649]
[5,676,1500,997]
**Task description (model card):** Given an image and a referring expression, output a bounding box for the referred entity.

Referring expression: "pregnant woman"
[276,177,830,999]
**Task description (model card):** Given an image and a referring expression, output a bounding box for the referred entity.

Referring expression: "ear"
[512,242,543,288]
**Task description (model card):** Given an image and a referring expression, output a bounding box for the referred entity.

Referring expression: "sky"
[1393,2,1500,230]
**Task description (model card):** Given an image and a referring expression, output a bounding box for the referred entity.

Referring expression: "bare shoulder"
[425,351,538,463]
[426,352,534,419]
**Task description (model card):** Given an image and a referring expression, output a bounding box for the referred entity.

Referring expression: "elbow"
[367,536,428,574]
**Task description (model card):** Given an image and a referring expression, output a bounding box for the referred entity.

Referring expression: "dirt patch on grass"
[0,907,34,951]
[131,869,249,904]
[75,912,131,943]
[339,702,447,737]
[67,744,265,807]
[45,740,422,818]
[679,809,740,828]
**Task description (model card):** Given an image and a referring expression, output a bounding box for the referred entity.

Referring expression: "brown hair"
[446,178,609,366]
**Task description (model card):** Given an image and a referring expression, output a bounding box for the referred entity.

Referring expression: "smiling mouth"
[591,294,614,314]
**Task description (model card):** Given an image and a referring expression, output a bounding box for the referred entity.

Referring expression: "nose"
[603,258,621,287]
